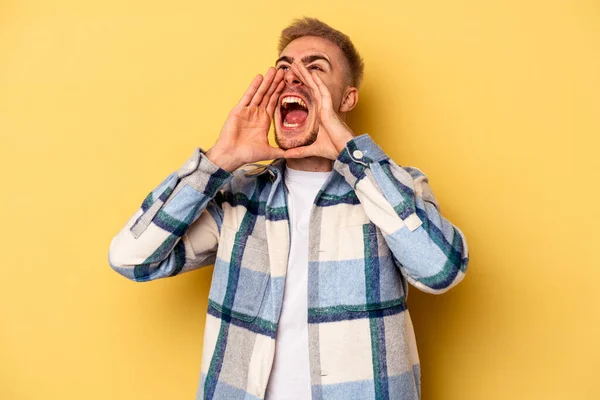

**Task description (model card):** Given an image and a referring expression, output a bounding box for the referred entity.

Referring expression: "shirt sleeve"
[333,134,469,294]
[108,148,233,282]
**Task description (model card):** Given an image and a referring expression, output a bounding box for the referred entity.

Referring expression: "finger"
[289,63,308,89]
[250,67,276,106]
[283,144,317,159]
[291,62,322,108]
[289,62,307,85]
[311,73,333,110]
[266,80,285,117]
[259,68,284,108]
[260,68,284,109]
[291,62,320,95]
[237,74,264,107]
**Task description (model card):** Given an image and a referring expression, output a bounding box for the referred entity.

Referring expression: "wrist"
[334,132,356,155]
[205,146,241,173]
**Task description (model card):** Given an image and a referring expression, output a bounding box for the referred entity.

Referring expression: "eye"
[277,64,290,71]
[309,65,323,71]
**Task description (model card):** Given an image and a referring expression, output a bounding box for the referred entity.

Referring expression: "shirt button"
[352,150,364,159]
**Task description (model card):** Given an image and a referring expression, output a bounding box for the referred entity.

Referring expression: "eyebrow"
[275,54,332,68]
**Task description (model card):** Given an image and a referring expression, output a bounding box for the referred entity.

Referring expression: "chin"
[274,123,318,151]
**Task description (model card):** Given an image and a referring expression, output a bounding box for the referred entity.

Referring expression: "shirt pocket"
[337,223,406,312]
[208,225,270,322]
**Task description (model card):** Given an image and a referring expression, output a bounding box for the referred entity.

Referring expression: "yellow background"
[1,0,598,399]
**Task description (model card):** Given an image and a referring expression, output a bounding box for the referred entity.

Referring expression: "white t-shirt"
[265,166,332,400]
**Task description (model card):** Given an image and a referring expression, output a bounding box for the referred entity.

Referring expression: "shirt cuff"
[333,134,389,186]
[177,148,233,198]
[335,133,389,165]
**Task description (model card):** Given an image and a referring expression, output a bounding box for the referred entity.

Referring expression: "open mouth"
[280,95,309,129]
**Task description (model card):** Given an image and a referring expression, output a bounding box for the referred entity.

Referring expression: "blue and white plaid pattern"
[108,134,469,399]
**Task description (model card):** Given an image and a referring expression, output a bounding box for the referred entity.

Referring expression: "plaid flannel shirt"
[108,134,469,400]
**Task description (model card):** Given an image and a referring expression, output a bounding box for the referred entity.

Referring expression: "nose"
[284,69,302,87]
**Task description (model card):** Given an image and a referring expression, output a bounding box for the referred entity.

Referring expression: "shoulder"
[378,159,428,182]
[400,166,427,181]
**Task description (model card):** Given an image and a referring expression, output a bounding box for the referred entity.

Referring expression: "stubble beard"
[274,122,319,151]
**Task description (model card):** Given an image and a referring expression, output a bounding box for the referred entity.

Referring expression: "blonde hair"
[278,17,365,88]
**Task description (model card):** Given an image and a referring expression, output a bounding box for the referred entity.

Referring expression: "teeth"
[281,96,307,109]
[283,121,300,128]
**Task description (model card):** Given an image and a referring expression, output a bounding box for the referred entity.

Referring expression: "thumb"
[284,145,313,159]
[267,146,285,159]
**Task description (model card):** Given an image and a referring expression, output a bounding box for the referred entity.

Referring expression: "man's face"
[273,36,350,150]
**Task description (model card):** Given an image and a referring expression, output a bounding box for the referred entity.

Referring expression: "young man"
[108,17,469,400]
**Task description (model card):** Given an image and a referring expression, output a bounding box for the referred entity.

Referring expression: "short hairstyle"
[278,17,365,88]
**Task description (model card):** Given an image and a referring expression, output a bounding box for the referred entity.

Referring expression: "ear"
[339,87,359,113]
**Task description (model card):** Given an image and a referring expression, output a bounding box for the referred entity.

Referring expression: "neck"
[286,156,333,172]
